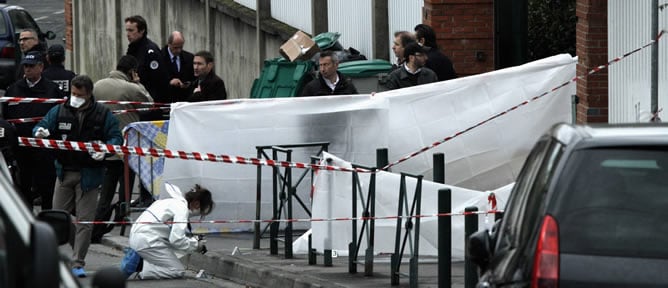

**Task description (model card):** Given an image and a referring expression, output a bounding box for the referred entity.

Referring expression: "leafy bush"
[528,0,577,61]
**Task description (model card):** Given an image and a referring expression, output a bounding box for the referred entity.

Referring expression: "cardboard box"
[280,30,320,62]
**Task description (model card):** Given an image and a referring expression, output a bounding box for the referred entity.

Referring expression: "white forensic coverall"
[128,183,198,279]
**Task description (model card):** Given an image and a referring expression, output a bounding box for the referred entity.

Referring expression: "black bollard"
[464,206,479,288]
[439,188,452,288]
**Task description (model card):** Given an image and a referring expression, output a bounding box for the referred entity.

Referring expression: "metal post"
[651,0,659,121]
[270,149,279,255]
[377,148,389,171]
[434,153,445,184]
[285,152,293,259]
[439,188,452,288]
[349,172,358,274]
[465,206,479,288]
[254,148,262,249]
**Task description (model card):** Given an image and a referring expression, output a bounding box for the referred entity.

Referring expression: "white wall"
[608,0,668,122]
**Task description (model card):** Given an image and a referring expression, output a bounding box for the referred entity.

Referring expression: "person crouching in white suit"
[128,183,214,279]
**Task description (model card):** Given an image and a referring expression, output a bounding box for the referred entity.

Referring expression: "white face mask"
[189,209,201,217]
[69,95,86,108]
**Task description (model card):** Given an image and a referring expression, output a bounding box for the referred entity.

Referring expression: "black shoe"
[130,198,153,208]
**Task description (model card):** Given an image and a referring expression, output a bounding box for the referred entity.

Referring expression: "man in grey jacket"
[91,55,152,242]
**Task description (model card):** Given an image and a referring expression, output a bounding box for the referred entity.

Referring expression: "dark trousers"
[95,160,127,222]
[16,146,56,210]
[94,160,152,222]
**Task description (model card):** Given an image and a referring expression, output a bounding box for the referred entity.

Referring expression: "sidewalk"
[101,227,466,288]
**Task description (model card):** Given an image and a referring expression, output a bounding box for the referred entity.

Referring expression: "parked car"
[0,4,55,88]
[469,123,668,287]
[0,151,123,287]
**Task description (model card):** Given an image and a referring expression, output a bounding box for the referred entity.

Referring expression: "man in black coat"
[43,44,76,96]
[189,50,227,102]
[125,15,169,107]
[162,31,195,103]
[300,50,358,96]
[4,51,62,210]
[414,24,457,81]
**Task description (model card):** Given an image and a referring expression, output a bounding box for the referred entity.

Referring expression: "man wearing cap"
[4,51,62,210]
[162,31,195,103]
[384,42,438,90]
[43,44,76,96]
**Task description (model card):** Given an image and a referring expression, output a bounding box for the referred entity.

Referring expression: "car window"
[553,147,668,258]
[0,13,7,35]
[8,10,39,33]
[495,138,553,251]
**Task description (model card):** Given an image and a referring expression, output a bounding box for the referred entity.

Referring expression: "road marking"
[34,16,48,21]
[53,10,65,15]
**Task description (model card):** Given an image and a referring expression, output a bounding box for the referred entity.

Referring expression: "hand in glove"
[34,127,50,138]
[89,140,105,161]
[90,152,105,161]
[196,238,208,254]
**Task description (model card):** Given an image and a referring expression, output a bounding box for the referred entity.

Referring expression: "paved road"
[61,243,248,288]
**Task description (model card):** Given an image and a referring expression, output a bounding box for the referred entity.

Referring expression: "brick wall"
[423,0,494,76]
[576,0,608,123]
[64,0,72,51]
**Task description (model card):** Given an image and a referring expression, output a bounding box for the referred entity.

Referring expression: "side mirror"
[44,31,56,40]
[468,229,492,272]
[37,209,71,245]
[30,221,60,288]
[92,267,127,288]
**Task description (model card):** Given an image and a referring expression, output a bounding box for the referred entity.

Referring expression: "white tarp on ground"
[162,54,576,232]
[293,152,513,259]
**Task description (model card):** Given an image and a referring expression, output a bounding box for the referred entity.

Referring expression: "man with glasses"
[15,29,47,82]
[384,42,438,90]
[3,51,62,210]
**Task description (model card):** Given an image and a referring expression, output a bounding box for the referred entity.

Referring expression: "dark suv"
[470,123,668,288]
[0,4,55,88]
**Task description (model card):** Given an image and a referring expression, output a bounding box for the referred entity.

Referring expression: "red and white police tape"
[18,137,374,173]
[7,106,170,124]
[74,209,502,225]
[0,96,169,106]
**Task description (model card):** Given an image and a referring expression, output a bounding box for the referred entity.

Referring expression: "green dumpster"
[338,59,393,94]
[250,58,315,98]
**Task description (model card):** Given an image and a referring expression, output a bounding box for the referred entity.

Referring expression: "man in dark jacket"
[414,24,457,81]
[33,75,123,278]
[384,43,438,90]
[43,44,76,96]
[162,31,195,103]
[125,15,169,112]
[189,50,227,102]
[4,51,62,210]
[301,51,357,96]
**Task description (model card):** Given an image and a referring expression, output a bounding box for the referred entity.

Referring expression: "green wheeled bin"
[250,58,315,98]
[338,59,393,94]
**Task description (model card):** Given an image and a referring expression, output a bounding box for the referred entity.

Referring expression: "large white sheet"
[162,54,576,232]
[294,152,513,259]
